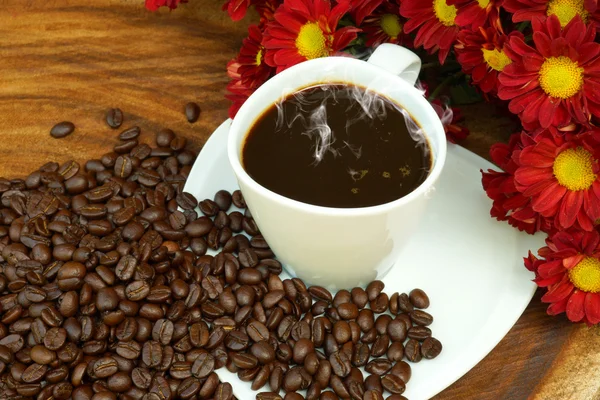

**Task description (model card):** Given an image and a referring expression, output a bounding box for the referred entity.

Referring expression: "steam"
[275,83,430,166]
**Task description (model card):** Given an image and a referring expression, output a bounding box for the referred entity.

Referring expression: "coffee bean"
[215,382,233,400]
[333,321,351,344]
[337,303,359,320]
[365,358,392,375]
[382,374,406,395]
[366,281,384,301]
[106,108,124,129]
[351,342,370,367]
[397,293,413,313]
[421,337,442,359]
[329,351,351,377]
[257,392,283,400]
[363,389,384,400]
[303,286,331,304]
[404,339,422,362]
[93,356,119,378]
[371,334,390,357]
[408,326,431,341]
[119,126,140,141]
[185,102,201,123]
[191,351,215,378]
[247,320,270,343]
[50,122,75,138]
[409,310,433,326]
[409,288,430,309]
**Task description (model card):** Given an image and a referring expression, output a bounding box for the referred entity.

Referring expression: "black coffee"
[242,84,432,208]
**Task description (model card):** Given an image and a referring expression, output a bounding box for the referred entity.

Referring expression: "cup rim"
[228,56,447,217]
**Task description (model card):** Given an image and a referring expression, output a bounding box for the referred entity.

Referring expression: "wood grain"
[0,1,594,399]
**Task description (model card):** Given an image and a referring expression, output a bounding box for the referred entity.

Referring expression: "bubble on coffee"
[243,83,433,208]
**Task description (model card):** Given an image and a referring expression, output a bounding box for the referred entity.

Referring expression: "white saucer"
[183,120,543,400]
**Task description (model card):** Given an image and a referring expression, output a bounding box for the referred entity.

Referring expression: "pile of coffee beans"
[1,111,441,400]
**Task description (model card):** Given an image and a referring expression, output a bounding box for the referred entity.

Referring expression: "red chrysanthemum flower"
[481,131,554,234]
[514,130,600,231]
[447,0,503,30]
[361,2,412,47]
[527,229,600,325]
[351,0,385,25]
[145,0,187,11]
[430,99,470,143]
[222,0,281,22]
[400,0,461,63]
[226,26,275,118]
[503,0,600,30]
[498,16,600,129]
[455,27,522,94]
[262,0,360,72]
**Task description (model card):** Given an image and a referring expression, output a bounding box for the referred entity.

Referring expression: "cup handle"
[367,44,422,86]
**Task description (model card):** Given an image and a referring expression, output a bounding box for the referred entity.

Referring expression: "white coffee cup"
[228,44,447,290]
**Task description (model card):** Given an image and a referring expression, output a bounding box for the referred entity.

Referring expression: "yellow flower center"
[481,48,511,71]
[477,0,491,8]
[553,147,597,191]
[380,14,402,39]
[295,22,330,60]
[569,257,600,293]
[546,0,589,27]
[433,0,457,26]
[538,56,584,99]
[255,48,263,66]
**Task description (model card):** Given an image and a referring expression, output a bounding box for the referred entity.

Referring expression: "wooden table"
[0,1,597,398]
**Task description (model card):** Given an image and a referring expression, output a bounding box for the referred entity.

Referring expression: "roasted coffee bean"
[387,318,408,342]
[257,392,283,400]
[215,382,233,400]
[247,320,270,343]
[106,108,124,129]
[337,303,359,320]
[191,352,215,378]
[409,288,430,309]
[232,352,259,369]
[363,390,384,400]
[408,326,431,341]
[366,280,384,301]
[333,321,351,344]
[387,341,404,362]
[357,309,374,332]
[409,310,433,326]
[50,122,75,138]
[382,374,406,394]
[371,334,389,357]
[93,356,119,378]
[185,102,201,123]
[404,339,422,362]
[397,293,413,313]
[365,358,392,375]
[329,351,351,377]
[421,337,442,359]
[351,342,370,367]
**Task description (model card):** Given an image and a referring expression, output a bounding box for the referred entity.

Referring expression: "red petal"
[532,181,568,213]
[559,190,584,229]
[541,278,574,303]
[566,289,586,322]
[585,293,600,324]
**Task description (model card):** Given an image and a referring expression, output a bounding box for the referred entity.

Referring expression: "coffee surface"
[242,84,432,208]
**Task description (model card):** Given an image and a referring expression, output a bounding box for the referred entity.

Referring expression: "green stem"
[428,71,464,101]
[516,22,530,32]
[421,62,439,70]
